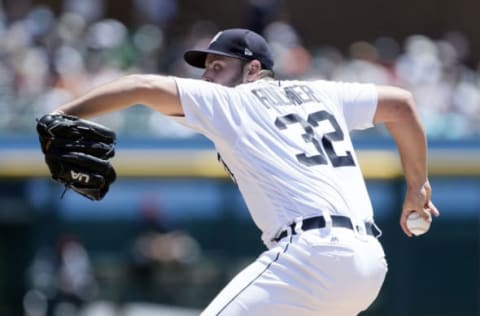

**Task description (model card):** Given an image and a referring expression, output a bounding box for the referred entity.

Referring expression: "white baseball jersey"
[174,77,378,247]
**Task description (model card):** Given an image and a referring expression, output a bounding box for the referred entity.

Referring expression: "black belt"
[272,215,381,242]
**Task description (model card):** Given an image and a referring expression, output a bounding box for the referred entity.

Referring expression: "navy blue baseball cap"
[184,28,274,70]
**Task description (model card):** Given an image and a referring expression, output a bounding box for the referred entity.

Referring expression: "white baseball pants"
[201,227,388,316]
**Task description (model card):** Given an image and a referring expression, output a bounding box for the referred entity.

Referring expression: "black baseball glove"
[36,113,117,201]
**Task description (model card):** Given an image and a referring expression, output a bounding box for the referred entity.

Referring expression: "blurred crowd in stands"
[0,1,479,139]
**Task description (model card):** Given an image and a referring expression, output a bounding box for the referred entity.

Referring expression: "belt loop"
[372,222,383,238]
[356,220,366,236]
[323,213,333,229]
[293,216,303,235]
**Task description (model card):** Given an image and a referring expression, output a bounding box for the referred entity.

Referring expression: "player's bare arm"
[54,74,184,118]
[373,86,440,236]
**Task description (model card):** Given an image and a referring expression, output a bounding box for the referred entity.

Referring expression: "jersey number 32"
[275,110,355,167]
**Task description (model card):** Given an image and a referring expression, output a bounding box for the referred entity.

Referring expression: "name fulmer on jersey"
[251,84,321,108]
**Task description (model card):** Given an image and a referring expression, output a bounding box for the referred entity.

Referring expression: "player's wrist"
[406,178,429,191]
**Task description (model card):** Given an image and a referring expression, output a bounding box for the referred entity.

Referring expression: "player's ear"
[244,60,262,83]
[247,60,261,75]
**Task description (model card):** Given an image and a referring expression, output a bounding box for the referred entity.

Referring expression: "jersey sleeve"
[173,77,242,143]
[315,81,378,131]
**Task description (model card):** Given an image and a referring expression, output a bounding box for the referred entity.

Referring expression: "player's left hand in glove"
[36,113,117,201]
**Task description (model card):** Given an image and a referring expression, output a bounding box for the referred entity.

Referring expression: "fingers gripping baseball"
[36,114,117,201]
[400,181,440,237]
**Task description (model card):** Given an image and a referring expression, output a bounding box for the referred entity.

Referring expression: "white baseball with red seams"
[406,212,431,236]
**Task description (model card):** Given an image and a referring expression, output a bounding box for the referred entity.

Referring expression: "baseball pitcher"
[37,29,439,315]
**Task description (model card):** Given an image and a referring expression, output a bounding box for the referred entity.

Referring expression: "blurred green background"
[0,0,479,315]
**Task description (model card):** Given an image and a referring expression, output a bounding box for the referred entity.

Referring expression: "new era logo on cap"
[184,28,274,70]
